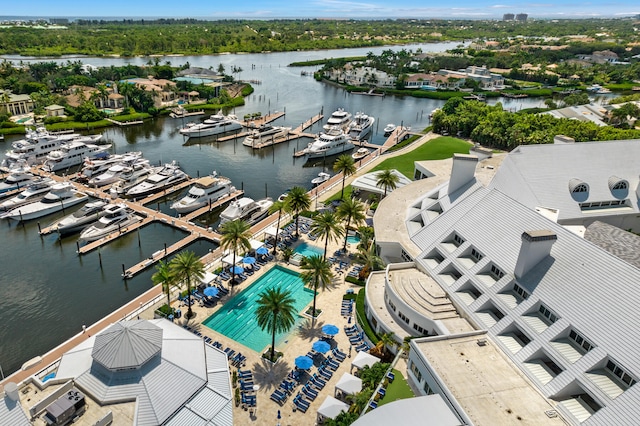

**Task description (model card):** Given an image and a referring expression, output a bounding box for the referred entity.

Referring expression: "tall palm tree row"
[284,186,311,237]
[375,169,400,197]
[300,254,334,318]
[255,287,297,362]
[267,200,287,256]
[333,154,357,200]
[336,198,366,251]
[219,219,252,286]
[151,259,178,310]
[170,251,205,319]
[310,210,344,260]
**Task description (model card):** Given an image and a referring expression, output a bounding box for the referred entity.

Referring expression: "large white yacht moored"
[42,140,112,172]
[218,197,273,226]
[322,108,352,132]
[0,178,54,211]
[0,161,37,194]
[50,200,109,235]
[78,204,141,242]
[0,128,85,170]
[242,125,291,148]
[78,151,143,182]
[1,182,88,221]
[88,157,150,187]
[347,112,375,141]
[108,164,162,198]
[179,111,243,138]
[299,126,354,160]
[125,161,188,199]
[170,172,234,214]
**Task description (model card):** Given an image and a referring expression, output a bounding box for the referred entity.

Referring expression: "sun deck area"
[413,334,567,426]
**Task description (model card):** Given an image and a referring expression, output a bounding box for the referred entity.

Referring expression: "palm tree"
[255,287,297,362]
[375,169,400,197]
[333,155,356,200]
[284,186,311,237]
[151,259,177,309]
[356,226,375,253]
[300,254,334,318]
[310,211,344,260]
[336,198,366,251]
[219,219,252,286]
[347,388,373,414]
[268,200,286,256]
[170,251,205,319]
[372,332,396,359]
[354,243,384,280]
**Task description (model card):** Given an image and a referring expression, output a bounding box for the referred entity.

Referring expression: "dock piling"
[98,251,103,269]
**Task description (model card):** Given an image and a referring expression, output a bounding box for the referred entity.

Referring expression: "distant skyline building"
[516,13,528,22]
[503,13,515,21]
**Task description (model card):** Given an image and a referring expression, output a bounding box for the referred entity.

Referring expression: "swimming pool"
[347,235,361,245]
[294,242,323,257]
[202,265,314,352]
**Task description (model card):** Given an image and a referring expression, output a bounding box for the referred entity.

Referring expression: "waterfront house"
[437,65,504,90]
[0,90,34,117]
[122,77,178,108]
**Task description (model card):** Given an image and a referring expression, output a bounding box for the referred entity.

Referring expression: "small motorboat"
[383,123,396,134]
[79,203,141,242]
[311,172,331,186]
[352,147,370,160]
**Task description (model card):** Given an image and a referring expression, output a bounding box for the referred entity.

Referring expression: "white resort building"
[0,319,233,426]
[364,140,640,425]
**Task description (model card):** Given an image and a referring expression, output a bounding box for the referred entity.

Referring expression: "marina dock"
[242,113,323,150]
[105,118,145,126]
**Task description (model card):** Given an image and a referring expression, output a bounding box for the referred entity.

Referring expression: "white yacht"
[323,108,352,132]
[179,111,243,138]
[0,161,37,194]
[42,141,112,172]
[170,172,234,214]
[311,172,331,186]
[109,164,162,198]
[88,157,150,187]
[51,200,109,235]
[0,178,54,211]
[242,125,291,147]
[300,127,354,160]
[125,162,188,198]
[79,204,141,242]
[1,128,80,170]
[347,112,375,141]
[79,151,143,181]
[219,197,273,226]
[1,182,88,221]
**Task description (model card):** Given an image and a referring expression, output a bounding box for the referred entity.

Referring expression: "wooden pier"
[76,214,153,254]
[243,111,286,127]
[242,113,323,150]
[292,114,323,133]
[105,118,144,127]
[137,179,193,204]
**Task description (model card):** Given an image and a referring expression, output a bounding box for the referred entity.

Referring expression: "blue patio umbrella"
[312,340,331,354]
[294,355,314,370]
[322,324,340,336]
[242,256,256,265]
[231,265,245,275]
[203,286,219,298]
[256,246,269,255]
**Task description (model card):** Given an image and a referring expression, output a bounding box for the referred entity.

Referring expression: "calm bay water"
[0,43,549,375]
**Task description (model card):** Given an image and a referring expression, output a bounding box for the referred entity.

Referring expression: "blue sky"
[3,1,639,19]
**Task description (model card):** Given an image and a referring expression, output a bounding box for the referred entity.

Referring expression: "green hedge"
[46,120,112,131]
[356,288,379,344]
[346,276,366,286]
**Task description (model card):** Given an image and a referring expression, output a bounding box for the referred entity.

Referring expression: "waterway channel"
[0,42,551,376]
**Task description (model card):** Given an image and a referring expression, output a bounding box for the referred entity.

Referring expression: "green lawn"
[377,368,414,406]
[371,136,471,178]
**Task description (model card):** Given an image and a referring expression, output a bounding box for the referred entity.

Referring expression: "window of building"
[539,304,559,324]
[401,249,412,262]
[423,382,433,394]
[398,312,410,324]
[388,299,396,312]
[490,264,505,280]
[410,361,422,382]
[471,248,483,262]
[453,233,465,247]
[514,283,529,300]
[573,183,588,193]
[613,181,628,190]
[568,329,594,353]
[606,360,637,387]
[413,323,425,334]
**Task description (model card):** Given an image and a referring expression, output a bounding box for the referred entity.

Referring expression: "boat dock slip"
[244,111,286,127]
[105,118,144,126]
[292,114,324,133]
[181,189,244,221]
[137,179,193,204]
[215,131,250,142]
[122,233,201,278]
[76,214,153,254]
[169,110,204,118]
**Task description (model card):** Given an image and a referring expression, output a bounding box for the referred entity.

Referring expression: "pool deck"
[169,233,364,426]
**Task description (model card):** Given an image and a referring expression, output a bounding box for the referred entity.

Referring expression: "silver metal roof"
[91,320,163,370]
[489,140,640,223]
[0,395,30,426]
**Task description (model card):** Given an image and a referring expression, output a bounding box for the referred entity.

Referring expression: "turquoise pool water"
[294,242,323,258]
[347,235,361,245]
[202,265,314,352]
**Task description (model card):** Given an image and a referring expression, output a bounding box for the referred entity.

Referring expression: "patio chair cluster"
[341,300,353,317]
[347,265,363,278]
[238,369,257,408]
[180,330,247,367]
[345,325,371,352]
[270,371,298,405]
